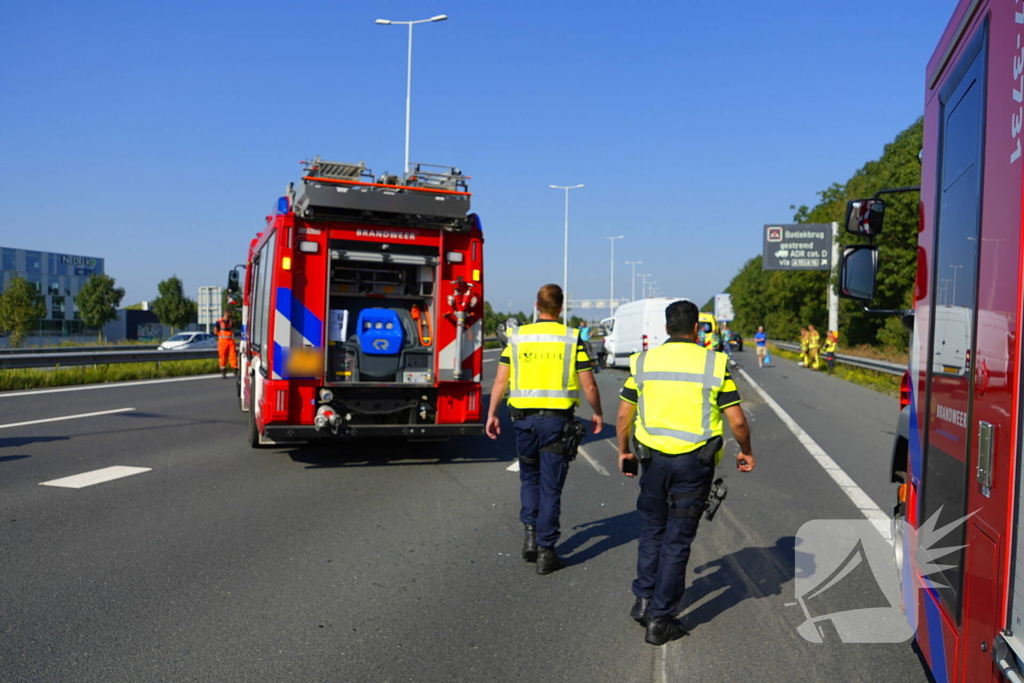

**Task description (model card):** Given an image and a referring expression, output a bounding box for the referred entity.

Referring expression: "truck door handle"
[977,421,994,495]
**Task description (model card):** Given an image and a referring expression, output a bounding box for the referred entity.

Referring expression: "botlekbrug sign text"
[762,224,832,271]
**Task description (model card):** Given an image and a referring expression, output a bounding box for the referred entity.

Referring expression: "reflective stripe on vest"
[635,346,722,444]
[508,330,579,401]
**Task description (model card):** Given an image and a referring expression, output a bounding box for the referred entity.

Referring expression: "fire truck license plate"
[286,347,323,376]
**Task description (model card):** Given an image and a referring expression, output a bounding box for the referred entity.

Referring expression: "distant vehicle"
[601,297,687,368]
[728,332,743,352]
[697,312,722,351]
[158,332,217,350]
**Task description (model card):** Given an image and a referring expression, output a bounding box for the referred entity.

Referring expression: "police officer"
[486,284,604,575]
[616,300,754,645]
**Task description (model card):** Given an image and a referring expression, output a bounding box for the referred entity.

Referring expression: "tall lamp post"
[625,260,642,301]
[375,14,448,174]
[550,184,584,311]
[639,273,651,299]
[602,235,623,314]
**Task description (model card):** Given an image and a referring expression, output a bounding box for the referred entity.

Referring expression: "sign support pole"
[828,221,839,334]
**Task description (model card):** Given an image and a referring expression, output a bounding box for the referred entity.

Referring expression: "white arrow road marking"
[40,466,152,489]
[506,460,520,472]
[0,407,136,430]
[577,445,609,476]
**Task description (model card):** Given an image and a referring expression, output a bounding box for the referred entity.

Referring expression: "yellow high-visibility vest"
[507,323,581,410]
[808,330,821,349]
[630,342,730,460]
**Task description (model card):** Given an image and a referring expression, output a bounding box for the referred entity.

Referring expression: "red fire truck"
[233,158,484,446]
[839,1,1024,680]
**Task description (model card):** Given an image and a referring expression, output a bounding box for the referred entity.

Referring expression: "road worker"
[214,312,238,379]
[799,327,809,367]
[617,300,755,645]
[822,330,838,375]
[486,284,604,575]
[807,324,821,370]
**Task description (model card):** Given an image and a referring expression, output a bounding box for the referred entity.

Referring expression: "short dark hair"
[665,300,699,336]
[536,284,563,316]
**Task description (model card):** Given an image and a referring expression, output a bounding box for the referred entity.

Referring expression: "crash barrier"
[769,340,904,376]
[0,344,160,355]
[0,348,217,370]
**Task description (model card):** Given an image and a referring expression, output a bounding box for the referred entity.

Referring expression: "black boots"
[644,616,688,646]
[630,597,650,625]
[522,525,538,562]
[536,546,564,575]
[220,367,227,379]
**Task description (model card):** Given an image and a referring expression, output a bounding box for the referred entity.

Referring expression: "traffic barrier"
[769,340,904,376]
[0,344,160,355]
[0,348,217,370]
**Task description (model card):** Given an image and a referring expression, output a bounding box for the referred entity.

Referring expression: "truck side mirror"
[227,269,241,293]
[839,245,879,302]
[844,199,886,237]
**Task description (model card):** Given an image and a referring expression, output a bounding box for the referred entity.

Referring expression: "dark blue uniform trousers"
[633,450,715,619]
[514,415,571,548]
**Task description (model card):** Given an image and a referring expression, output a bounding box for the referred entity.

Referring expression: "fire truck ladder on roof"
[294,156,472,230]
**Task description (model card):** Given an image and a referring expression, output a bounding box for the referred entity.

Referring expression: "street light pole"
[602,236,623,313]
[639,273,651,299]
[550,184,584,312]
[625,260,641,301]
[375,14,448,174]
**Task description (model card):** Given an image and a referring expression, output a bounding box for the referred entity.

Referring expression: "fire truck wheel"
[248,407,269,449]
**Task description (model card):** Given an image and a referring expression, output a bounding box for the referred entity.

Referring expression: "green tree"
[75,274,125,341]
[151,276,197,334]
[0,276,45,348]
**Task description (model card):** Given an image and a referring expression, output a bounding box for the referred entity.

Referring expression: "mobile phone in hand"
[622,457,638,476]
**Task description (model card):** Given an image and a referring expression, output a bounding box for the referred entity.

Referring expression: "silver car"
[157,332,218,350]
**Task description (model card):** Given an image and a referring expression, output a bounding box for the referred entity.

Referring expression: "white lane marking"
[483,359,496,363]
[507,460,520,472]
[0,407,136,430]
[736,367,892,544]
[577,445,609,476]
[40,466,151,489]
[0,374,219,399]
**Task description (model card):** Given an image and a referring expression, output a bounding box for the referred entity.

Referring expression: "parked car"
[728,333,743,352]
[158,332,217,350]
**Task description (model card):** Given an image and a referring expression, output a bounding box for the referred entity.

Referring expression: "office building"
[0,246,106,335]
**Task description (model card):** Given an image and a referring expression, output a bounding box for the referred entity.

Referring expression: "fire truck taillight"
[642,334,649,351]
[899,371,911,409]
[281,256,292,270]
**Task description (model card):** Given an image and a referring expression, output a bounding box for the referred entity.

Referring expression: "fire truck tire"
[248,408,269,449]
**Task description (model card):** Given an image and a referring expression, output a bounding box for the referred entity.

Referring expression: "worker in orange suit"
[214,312,238,379]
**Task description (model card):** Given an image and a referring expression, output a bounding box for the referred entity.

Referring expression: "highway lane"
[0,347,928,682]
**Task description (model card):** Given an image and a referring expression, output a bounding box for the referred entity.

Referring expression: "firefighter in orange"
[214,312,238,378]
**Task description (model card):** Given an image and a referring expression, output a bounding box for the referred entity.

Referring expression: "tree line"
[0,274,198,346]
[706,118,922,349]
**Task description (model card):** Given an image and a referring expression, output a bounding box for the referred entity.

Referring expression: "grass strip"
[767,344,901,397]
[0,359,220,392]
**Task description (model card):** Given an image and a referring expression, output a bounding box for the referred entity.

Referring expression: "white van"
[601,297,688,368]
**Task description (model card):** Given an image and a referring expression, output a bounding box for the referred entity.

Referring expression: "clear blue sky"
[1,0,956,317]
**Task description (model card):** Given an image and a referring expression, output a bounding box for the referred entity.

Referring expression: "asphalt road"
[0,348,931,682]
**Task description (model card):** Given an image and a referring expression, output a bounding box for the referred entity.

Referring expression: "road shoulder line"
[735,367,892,544]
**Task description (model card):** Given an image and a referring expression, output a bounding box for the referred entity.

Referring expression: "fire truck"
[232,158,484,446]
[839,1,1024,680]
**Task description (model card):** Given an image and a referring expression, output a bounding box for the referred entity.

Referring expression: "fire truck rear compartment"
[325,240,437,395]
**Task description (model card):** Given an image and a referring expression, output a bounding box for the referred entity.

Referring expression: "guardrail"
[0,348,218,370]
[769,340,905,376]
[0,344,160,355]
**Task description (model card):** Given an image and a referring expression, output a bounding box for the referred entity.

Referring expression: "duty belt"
[509,407,574,420]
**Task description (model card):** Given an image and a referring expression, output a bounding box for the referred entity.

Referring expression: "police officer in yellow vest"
[486,284,604,575]
[617,300,754,645]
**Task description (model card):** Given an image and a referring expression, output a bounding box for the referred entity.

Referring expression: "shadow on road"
[560,510,640,566]
[0,435,67,449]
[678,536,812,630]
[286,434,507,469]
[0,454,31,463]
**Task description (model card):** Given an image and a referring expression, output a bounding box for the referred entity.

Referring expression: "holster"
[547,418,586,461]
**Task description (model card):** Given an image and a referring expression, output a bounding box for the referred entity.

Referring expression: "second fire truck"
[231,158,485,446]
